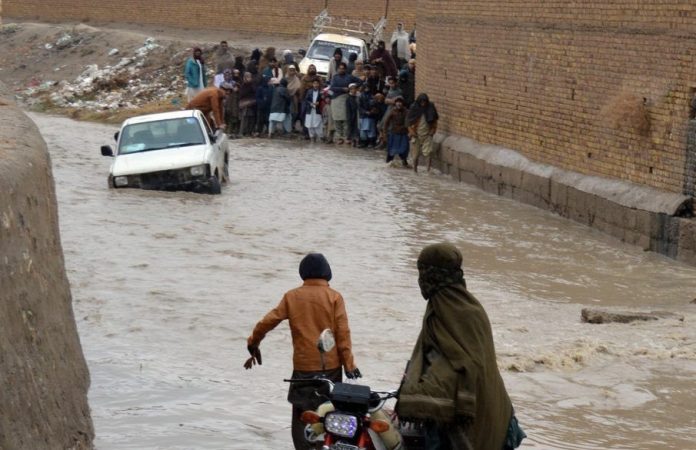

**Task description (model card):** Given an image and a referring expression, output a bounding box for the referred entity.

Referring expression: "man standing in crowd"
[396,243,526,450]
[329,62,363,145]
[222,74,240,137]
[254,74,273,137]
[186,82,234,130]
[238,72,257,137]
[327,48,347,82]
[184,47,207,102]
[215,40,234,74]
[285,66,303,132]
[407,93,438,172]
[245,253,361,450]
[213,68,233,89]
[369,40,398,80]
[390,22,410,68]
[365,65,385,96]
[303,79,324,142]
[383,97,410,166]
[263,57,283,86]
[399,59,416,106]
[269,78,291,137]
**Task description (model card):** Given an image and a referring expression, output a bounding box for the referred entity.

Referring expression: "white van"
[298,33,368,78]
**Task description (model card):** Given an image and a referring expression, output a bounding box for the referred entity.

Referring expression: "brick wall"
[2,0,416,37]
[418,0,696,194]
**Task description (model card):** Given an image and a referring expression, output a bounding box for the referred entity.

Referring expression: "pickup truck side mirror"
[114,131,120,142]
[209,133,217,144]
[101,145,114,157]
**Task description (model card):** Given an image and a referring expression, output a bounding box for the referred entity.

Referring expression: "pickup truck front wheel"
[208,175,222,195]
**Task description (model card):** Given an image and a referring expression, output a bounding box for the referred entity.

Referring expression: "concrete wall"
[2,0,416,36]
[431,135,696,265]
[418,0,696,195]
[0,82,94,449]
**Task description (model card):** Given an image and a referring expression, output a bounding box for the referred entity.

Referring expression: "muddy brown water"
[33,112,696,449]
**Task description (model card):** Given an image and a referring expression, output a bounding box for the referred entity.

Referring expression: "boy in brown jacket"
[246,253,360,450]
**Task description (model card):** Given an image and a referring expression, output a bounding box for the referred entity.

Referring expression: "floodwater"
[33,112,696,449]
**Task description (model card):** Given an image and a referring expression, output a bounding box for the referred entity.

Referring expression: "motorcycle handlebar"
[283,377,335,390]
[284,378,398,412]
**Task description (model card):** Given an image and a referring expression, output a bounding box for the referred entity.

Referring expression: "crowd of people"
[182,22,439,172]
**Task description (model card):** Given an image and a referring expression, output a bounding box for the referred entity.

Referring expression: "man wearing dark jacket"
[268,78,291,137]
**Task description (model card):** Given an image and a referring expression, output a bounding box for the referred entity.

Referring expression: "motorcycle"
[285,330,424,450]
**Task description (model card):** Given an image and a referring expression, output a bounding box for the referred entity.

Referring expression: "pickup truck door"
[200,115,225,178]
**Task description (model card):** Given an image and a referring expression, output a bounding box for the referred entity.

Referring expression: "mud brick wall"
[0,82,94,449]
[418,0,696,195]
[2,0,416,36]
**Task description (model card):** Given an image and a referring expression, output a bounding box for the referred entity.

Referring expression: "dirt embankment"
[0,21,304,124]
[0,81,94,448]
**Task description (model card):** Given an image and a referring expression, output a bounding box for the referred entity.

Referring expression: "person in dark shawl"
[346,83,360,147]
[254,74,273,137]
[246,59,261,86]
[395,243,526,450]
[365,65,385,95]
[250,48,262,63]
[368,40,398,80]
[406,93,439,172]
[233,55,246,74]
[222,73,240,137]
[238,72,257,136]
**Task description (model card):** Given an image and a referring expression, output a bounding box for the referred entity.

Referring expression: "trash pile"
[17,34,190,112]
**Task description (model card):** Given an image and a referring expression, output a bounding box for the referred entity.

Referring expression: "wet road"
[33,112,696,449]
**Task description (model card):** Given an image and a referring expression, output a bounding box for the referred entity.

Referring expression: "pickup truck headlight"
[114,176,129,187]
[190,165,207,176]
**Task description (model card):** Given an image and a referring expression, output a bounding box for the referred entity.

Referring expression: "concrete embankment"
[432,134,696,265]
[0,82,94,448]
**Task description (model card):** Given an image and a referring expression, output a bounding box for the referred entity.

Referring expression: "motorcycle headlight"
[114,176,129,187]
[190,165,206,176]
[324,413,359,438]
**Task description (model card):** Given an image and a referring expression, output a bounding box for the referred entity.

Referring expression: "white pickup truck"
[100,110,229,194]
[298,9,386,77]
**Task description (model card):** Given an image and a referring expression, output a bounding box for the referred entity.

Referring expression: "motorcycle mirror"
[317,329,335,354]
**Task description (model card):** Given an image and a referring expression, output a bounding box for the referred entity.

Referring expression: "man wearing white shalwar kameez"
[303,80,324,141]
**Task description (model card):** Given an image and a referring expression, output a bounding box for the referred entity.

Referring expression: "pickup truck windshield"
[118,117,205,155]
[307,40,362,61]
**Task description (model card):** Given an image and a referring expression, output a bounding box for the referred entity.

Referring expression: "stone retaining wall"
[431,135,696,265]
[0,82,94,449]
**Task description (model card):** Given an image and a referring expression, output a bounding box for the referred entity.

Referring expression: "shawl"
[286,74,302,97]
[369,47,398,77]
[238,81,256,103]
[396,243,512,450]
[406,93,439,127]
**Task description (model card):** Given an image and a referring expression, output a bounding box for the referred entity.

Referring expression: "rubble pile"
[16,31,191,112]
